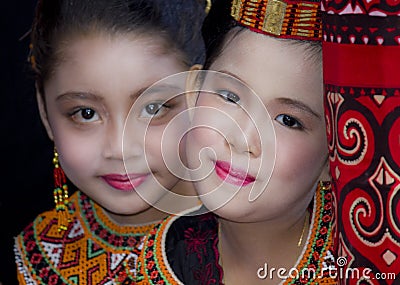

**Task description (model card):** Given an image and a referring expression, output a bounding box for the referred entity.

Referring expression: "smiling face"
[186,29,328,223]
[38,33,189,219]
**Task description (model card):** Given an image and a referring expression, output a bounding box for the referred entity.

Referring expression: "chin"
[112,206,151,217]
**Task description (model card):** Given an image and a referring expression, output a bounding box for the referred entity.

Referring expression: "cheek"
[55,135,98,182]
[144,128,164,163]
[146,107,193,162]
[143,126,185,188]
[144,125,185,171]
[49,118,101,178]
[186,127,221,161]
[274,134,326,181]
[188,99,228,151]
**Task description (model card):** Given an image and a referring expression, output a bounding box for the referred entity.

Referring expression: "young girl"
[136,0,337,284]
[14,0,207,284]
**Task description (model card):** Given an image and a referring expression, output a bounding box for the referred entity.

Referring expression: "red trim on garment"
[323,42,400,89]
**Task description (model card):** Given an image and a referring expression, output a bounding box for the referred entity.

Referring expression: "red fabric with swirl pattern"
[322,1,400,284]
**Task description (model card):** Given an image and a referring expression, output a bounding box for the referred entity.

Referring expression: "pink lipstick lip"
[214,160,255,186]
[102,173,149,191]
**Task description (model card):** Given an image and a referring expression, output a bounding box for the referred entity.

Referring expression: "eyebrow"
[215,70,250,89]
[55,84,184,102]
[56,92,101,102]
[276,97,321,119]
[137,84,185,99]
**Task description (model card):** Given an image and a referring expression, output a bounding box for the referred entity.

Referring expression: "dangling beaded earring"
[53,147,70,231]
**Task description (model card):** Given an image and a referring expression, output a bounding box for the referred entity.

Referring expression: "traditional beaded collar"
[231,0,322,41]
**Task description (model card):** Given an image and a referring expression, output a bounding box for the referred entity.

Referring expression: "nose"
[225,116,261,158]
[102,119,143,161]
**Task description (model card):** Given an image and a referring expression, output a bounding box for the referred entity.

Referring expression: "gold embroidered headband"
[231,0,322,41]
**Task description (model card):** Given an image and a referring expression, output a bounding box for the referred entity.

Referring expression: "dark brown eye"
[283,115,296,126]
[81,108,95,120]
[70,107,100,123]
[275,114,303,129]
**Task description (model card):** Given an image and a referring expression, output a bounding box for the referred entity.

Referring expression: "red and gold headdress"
[230,0,322,41]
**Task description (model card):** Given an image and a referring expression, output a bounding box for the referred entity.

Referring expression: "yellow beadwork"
[53,148,70,232]
[15,191,159,285]
[231,0,322,41]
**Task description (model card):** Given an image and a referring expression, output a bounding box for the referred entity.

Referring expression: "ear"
[36,84,54,141]
[185,64,202,120]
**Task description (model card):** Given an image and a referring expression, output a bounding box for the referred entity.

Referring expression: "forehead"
[45,34,185,97]
[209,30,323,106]
[58,32,169,64]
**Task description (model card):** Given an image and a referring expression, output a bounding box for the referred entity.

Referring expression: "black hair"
[201,0,321,69]
[201,0,240,69]
[30,0,207,91]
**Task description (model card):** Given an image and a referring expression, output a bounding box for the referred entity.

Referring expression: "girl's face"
[186,30,328,223]
[39,34,188,217]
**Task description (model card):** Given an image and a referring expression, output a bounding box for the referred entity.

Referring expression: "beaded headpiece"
[230,0,322,41]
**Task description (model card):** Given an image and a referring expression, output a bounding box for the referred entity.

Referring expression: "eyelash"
[216,90,240,104]
[68,107,100,124]
[140,102,172,118]
[66,101,174,125]
[275,114,304,130]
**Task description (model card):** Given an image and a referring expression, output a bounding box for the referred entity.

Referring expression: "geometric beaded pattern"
[14,191,157,285]
[136,184,337,285]
[285,182,336,285]
[231,0,322,41]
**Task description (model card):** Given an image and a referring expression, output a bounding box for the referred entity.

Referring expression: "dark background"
[1,1,54,284]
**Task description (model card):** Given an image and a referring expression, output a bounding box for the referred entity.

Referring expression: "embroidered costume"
[14,191,157,285]
[136,185,336,284]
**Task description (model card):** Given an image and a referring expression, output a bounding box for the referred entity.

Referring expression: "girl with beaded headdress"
[13,0,208,284]
[136,0,337,284]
